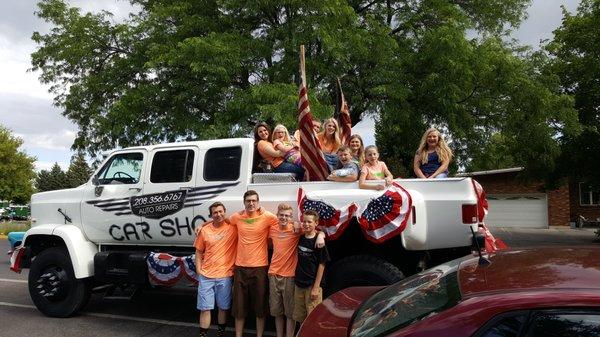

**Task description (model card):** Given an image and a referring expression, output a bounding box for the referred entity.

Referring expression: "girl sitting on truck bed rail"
[358,145,394,191]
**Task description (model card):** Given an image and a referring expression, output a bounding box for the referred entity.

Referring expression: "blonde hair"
[349,134,365,166]
[318,118,342,151]
[277,203,293,213]
[416,128,453,164]
[271,124,292,143]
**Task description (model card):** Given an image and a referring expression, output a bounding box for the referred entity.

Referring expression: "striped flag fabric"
[357,182,413,243]
[297,188,358,240]
[298,76,329,181]
[471,179,508,252]
[334,78,352,145]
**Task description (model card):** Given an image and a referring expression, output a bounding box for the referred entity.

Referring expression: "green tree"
[545,0,600,185]
[66,153,92,187]
[0,125,36,204]
[31,0,577,178]
[35,163,69,192]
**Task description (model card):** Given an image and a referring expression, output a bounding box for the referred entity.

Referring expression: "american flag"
[357,182,412,243]
[334,78,352,146]
[297,188,357,240]
[298,46,329,181]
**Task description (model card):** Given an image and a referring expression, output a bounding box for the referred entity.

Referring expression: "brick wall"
[548,184,571,227]
[471,172,571,226]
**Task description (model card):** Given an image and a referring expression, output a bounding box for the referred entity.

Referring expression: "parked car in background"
[298,247,600,337]
[7,232,25,256]
[0,205,30,221]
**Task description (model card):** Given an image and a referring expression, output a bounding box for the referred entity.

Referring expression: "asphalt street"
[0,227,597,337]
[0,239,272,337]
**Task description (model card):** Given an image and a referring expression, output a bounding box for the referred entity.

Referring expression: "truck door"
[81,150,146,243]
[140,147,201,245]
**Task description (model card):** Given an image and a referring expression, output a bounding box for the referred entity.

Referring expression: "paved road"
[1,227,597,336]
[0,240,272,337]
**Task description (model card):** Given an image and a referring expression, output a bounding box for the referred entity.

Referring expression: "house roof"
[456,167,523,177]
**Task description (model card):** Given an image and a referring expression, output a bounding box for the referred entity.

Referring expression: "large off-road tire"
[326,255,405,295]
[28,247,91,317]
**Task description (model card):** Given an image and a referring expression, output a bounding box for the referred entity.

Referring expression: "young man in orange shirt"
[269,203,326,337]
[194,202,237,337]
[229,190,278,337]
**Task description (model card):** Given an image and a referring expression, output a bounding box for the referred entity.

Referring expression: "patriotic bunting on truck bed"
[297,183,412,243]
[471,179,508,253]
[297,188,357,240]
[357,182,412,243]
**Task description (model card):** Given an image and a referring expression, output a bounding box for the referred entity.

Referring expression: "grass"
[0,221,31,235]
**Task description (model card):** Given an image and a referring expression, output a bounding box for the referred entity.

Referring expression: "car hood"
[297,286,384,337]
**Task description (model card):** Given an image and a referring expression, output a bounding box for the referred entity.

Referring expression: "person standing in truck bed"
[194,202,237,337]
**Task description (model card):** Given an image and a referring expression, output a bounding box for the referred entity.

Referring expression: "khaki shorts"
[268,275,295,318]
[292,285,322,322]
[232,266,269,318]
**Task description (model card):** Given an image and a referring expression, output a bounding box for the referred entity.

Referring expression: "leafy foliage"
[0,126,36,204]
[545,0,600,185]
[35,154,92,192]
[31,0,577,178]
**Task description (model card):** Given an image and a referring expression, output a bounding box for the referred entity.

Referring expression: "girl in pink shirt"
[359,145,394,191]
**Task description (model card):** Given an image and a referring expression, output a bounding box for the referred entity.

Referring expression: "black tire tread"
[28,247,91,317]
[327,254,404,294]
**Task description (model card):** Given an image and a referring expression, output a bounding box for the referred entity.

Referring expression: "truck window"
[97,152,143,184]
[204,146,242,181]
[150,149,195,183]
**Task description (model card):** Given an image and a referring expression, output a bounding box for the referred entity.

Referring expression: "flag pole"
[299,45,306,87]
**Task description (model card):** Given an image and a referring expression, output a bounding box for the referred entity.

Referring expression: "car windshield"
[350,259,462,337]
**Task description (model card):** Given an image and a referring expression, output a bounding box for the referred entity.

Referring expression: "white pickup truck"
[12,138,485,317]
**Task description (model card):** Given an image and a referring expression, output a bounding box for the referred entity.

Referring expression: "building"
[458,167,600,228]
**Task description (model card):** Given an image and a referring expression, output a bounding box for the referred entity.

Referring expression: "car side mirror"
[91,175,100,186]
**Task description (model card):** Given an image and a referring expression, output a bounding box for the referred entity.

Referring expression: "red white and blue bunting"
[297,188,358,240]
[471,179,508,253]
[147,252,198,286]
[297,182,412,243]
[357,182,412,243]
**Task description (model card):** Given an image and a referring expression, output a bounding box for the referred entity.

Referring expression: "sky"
[0,0,581,171]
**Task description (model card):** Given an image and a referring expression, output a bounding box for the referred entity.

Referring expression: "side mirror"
[91,175,99,186]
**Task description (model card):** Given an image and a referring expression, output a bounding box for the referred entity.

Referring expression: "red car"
[298,247,600,337]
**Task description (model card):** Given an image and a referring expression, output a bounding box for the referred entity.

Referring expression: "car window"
[204,146,242,181]
[524,311,600,337]
[150,149,195,183]
[478,313,528,337]
[350,259,462,337]
[97,152,143,184]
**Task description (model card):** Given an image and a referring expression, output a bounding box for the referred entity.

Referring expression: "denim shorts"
[197,274,233,311]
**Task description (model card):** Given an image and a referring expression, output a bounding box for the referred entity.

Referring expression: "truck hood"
[31,186,85,227]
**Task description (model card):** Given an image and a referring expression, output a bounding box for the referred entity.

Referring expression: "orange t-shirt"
[230,208,278,267]
[361,161,389,180]
[193,221,237,278]
[317,133,340,154]
[268,223,301,277]
[257,140,284,168]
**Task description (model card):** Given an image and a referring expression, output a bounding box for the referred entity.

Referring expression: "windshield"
[350,259,462,337]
